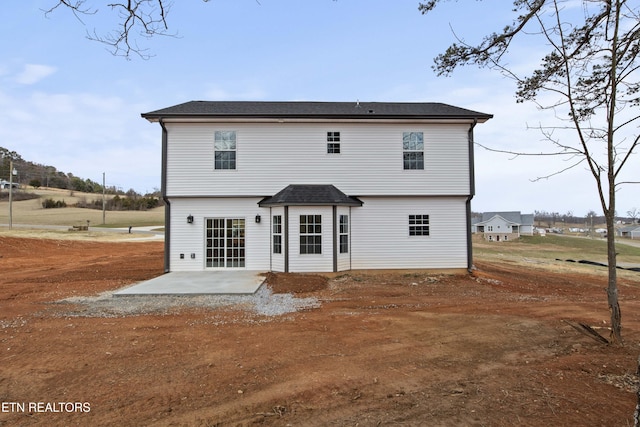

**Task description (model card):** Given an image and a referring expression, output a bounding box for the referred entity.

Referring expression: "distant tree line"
[1,146,159,199]
[75,192,160,211]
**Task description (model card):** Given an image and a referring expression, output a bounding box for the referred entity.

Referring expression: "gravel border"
[52,285,320,318]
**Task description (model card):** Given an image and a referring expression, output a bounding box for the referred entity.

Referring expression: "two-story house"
[472,211,535,241]
[141,101,492,273]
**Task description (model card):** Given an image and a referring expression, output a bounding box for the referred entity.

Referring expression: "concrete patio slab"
[113,271,266,296]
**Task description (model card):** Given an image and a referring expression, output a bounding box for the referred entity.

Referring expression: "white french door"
[205,218,245,268]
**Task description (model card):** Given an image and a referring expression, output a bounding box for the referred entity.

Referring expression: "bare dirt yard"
[2,236,640,426]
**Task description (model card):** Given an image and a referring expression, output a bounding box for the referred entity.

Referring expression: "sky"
[1,0,638,218]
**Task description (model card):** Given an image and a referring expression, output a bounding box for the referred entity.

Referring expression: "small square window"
[327,132,341,154]
[409,214,430,236]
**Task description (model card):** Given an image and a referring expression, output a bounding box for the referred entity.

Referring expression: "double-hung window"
[327,131,341,154]
[403,132,424,170]
[339,215,349,253]
[214,131,236,170]
[273,215,282,254]
[300,215,322,254]
[409,214,430,236]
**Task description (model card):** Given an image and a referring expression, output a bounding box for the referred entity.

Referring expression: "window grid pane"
[206,217,245,267]
[403,132,424,170]
[327,143,341,154]
[339,215,349,253]
[327,131,340,142]
[215,151,236,170]
[300,215,322,254]
[273,215,282,254]
[327,131,341,154]
[214,131,237,170]
[409,214,430,236]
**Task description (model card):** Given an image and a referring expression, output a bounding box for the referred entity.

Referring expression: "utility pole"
[9,160,16,229]
[102,172,106,225]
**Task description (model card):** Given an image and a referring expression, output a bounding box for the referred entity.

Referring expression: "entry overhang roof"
[258,185,363,207]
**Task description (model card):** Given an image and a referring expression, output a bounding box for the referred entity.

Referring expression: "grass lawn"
[0,187,164,228]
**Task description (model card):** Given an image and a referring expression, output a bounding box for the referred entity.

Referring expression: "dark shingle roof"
[142,101,492,121]
[477,211,534,226]
[258,185,363,207]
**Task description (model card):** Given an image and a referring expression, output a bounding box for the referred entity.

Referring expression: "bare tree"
[628,207,639,223]
[421,0,640,344]
[43,0,210,59]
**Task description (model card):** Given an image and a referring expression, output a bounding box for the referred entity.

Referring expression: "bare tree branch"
[43,0,213,59]
[422,0,640,344]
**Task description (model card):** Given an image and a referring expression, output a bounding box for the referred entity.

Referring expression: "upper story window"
[327,131,341,154]
[214,131,236,170]
[403,132,424,170]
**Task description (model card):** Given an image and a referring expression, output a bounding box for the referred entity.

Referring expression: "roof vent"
[368,109,374,114]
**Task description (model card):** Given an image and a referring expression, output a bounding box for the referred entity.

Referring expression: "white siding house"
[142,101,492,273]
[472,211,535,241]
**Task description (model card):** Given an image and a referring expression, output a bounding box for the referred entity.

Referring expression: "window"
[339,215,349,253]
[487,225,493,232]
[214,131,236,170]
[327,131,340,154]
[273,215,282,254]
[409,214,429,236]
[300,215,322,254]
[403,132,424,170]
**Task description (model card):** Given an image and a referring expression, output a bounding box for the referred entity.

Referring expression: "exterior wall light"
[187,214,194,224]
[255,214,261,223]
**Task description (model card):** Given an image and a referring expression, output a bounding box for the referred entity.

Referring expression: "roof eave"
[142,114,491,124]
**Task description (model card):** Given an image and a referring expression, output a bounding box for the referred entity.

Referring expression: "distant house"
[618,225,640,240]
[141,101,492,274]
[472,211,534,241]
[0,180,18,189]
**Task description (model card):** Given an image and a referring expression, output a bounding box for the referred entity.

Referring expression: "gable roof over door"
[258,185,363,207]
[142,101,493,122]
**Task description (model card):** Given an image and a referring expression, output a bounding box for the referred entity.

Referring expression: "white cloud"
[0,85,160,193]
[15,64,57,85]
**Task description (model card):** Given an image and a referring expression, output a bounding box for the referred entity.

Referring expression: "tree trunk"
[606,213,622,344]
[635,354,640,426]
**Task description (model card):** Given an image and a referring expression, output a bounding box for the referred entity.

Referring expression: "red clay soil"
[1,236,640,426]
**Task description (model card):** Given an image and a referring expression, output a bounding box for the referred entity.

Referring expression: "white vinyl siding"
[168,198,270,272]
[164,122,470,197]
[350,196,468,270]
[168,196,466,272]
[288,206,333,272]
